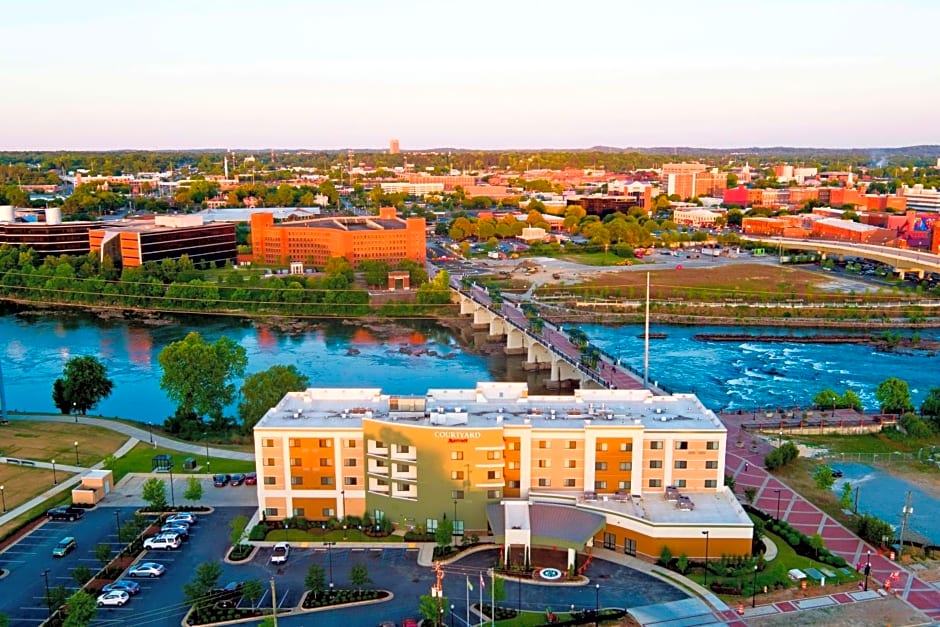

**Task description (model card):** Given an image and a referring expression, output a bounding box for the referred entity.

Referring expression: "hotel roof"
[255,382,725,433]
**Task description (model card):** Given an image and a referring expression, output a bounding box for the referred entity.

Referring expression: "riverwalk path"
[721,411,940,623]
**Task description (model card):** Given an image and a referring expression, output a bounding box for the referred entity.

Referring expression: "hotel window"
[397,483,411,492]
[596,442,608,452]
[346,440,357,448]
[375,460,388,468]
[290,476,303,486]
[288,438,299,448]
[264,507,279,517]
[619,462,632,471]
[344,477,358,486]
[566,460,577,469]
[508,461,519,470]
[564,478,577,488]
[649,460,662,469]
[452,490,465,499]
[538,440,549,449]
[396,464,410,473]
[293,507,305,517]
[486,470,500,480]
[619,442,633,452]
[264,476,276,486]
[320,458,332,467]
[674,460,688,469]
[264,458,275,467]
[507,441,518,450]
[487,490,501,499]
[618,480,631,490]
[318,439,332,448]
[675,479,687,488]
[595,462,608,471]
[650,441,663,450]
[486,451,501,460]
[704,479,718,488]
[290,458,301,467]
[537,459,551,468]
[566,441,577,449]
[508,480,520,489]
[451,471,465,480]
[344,459,357,467]
[374,440,385,449]
[706,460,719,469]
[426,519,438,532]
[595,480,607,490]
[649,479,662,488]
[320,476,334,486]
[675,441,689,450]
[397,445,411,454]
[262,439,274,448]
[451,451,464,460]
[706,441,719,450]
[321,507,335,517]
[537,478,551,487]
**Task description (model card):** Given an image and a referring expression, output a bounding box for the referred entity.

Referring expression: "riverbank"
[692,333,940,353]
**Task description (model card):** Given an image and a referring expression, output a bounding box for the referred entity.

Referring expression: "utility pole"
[898,490,913,560]
[270,578,279,627]
[432,561,445,625]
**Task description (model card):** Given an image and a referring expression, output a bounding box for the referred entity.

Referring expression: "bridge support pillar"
[524,342,552,369]
[505,328,527,355]
[473,307,494,329]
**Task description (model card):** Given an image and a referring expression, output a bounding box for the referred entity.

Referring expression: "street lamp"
[51,459,57,485]
[864,550,871,591]
[74,441,79,466]
[595,583,600,626]
[168,464,175,509]
[72,401,78,423]
[341,489,346,520]
[204,433,210,466]
[752,564,758,607]
[778,430,783,448]
[42,568,52,617]
[774,489,782,520]
[450,603,455,627]
[701,530,710,588]
[114,511,121,540]
[148,422,154,446]
[0,485,5,513]
[323,542,335,589]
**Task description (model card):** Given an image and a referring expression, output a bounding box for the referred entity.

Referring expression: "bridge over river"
[451,279,659,393]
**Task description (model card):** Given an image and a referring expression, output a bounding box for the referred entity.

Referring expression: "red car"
[244,472,257,485]
[401,620,419,627]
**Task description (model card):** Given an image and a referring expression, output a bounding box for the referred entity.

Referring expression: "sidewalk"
[721,412,940,623]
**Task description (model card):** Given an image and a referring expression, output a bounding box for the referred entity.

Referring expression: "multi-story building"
[389,139,400,155]
[899,185,940,212]
[0,207,92,257]
[405,173,474,191]
[566,185,652,218]
[253,382,752,562]
[378,182,444,196]
[249,207,426,267]
[89,215,236,267]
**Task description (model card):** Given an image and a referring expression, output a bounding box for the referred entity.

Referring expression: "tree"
[238,365,309,432]
[875,377,913,414]
[812,388,839,410]
[62,590,97,627]
[158,332,247,425]
[71,564,93,586]
[183,562,223,622]
[48,586,68,615]
[809,533,825,559]
[359,260,390,287]
[418,593,448,626]
[141,477,168,511]
[350,562,372,592]
[95,543,112,569]
[51,355,114,415]
[840,389,863,412]
[921,386,940,425]
[184,477,203,504]
[839,482,853,510]
[435,518,454,551]
[305,564,325,597]
[230,514,249,546]
[241,579,264,610]
[813,465,835,490]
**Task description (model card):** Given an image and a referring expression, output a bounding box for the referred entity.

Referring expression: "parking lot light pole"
[864,550,872,591]
[752,564,758,607]
[74,441,79,466]
[168,464,175,509]
[204,433,210,465]
[595,583,600,626]
[148,422,154,446]
[774,489,782,519]
[701,530,710,588]
[0,485,5,513]
[323,541,335,589]
[114,511,121,540]
[42,569,52,616]
[51,459,57,485]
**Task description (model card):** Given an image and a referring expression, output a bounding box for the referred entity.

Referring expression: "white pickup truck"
[270,542,290,564]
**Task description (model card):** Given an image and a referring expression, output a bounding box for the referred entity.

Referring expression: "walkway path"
[9,413,254,461]
[721,412,940,623]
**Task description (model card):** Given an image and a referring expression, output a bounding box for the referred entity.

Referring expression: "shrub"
[658,545,673,568]
[248,524,267,541]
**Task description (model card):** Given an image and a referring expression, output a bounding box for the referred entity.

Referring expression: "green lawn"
[791,431,939,456]
[494,611,580,626]
[558,252,630,266]
[109,443,255,483]
[264,528,404,543]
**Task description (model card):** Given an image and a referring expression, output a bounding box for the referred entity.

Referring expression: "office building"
[0,206,92,257]
[89,215,236,267]
[389,139,400,155]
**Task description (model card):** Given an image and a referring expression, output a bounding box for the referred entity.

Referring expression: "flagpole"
[479,571,483,627]
[466,575,470,626]
[490,569,495,626]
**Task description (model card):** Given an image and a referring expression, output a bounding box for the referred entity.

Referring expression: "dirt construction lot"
[745,594,930,626]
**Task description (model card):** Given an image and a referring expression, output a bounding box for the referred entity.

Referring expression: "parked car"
[244,472,257,485]
[96,590,130,607]
[401,619,419,627]
[270,542,290,564]
[52,536,76,557]
[128,562,166,578]
[101,580,140,596]
[161,524,189,539]
[144,534,181,550]
[211,581,244,608]
[230,473,245,486]
[166,512,197,525]
[213,474,231,487]
[46,506,85,521]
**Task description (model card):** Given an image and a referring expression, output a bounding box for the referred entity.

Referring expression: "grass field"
[0,421,128,466]
[264,528,404,543]
[0,466,74,512]
[558,252,634,267]
[109,443,256,483]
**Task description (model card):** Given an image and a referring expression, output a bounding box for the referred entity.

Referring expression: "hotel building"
[253,382,752,563]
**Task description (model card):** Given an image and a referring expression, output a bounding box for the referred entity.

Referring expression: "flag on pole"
[467,575,473,591]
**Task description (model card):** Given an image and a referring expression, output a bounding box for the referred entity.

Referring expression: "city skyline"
[2,0,938,151]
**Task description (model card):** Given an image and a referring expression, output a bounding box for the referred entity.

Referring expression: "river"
[1,307,937,423]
